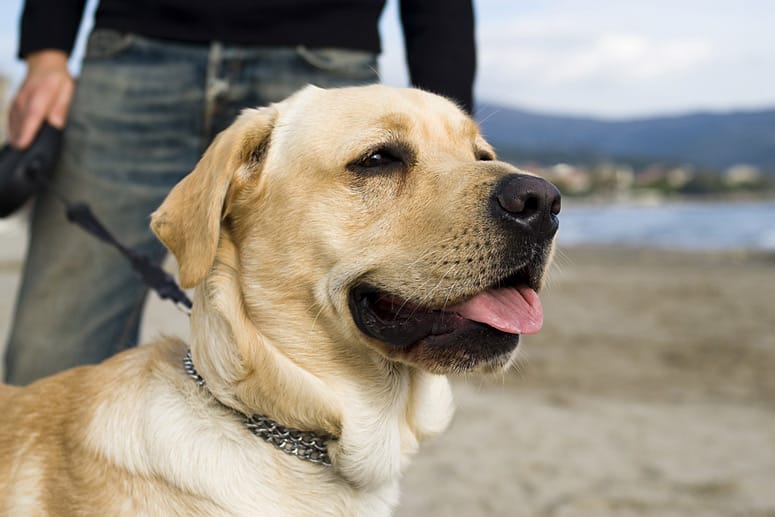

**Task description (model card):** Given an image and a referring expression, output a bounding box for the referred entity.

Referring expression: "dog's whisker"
[309,302,327,331]
[476,107,501,126]
[391,244,465,318]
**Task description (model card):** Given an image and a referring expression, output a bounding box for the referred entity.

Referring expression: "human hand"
[9,50,75,149]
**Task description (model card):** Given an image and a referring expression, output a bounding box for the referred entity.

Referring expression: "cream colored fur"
[0,84,552,515]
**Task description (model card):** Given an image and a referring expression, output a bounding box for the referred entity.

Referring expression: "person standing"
[4,0,476,384]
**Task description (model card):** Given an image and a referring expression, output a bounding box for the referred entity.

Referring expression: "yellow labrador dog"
[0,85,560,516]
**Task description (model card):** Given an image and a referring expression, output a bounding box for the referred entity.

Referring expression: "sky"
[1,0,774,119]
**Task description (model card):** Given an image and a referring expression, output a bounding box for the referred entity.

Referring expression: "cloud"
[472,2,775,116]
[479,18,712,86]
[519,32,710,84]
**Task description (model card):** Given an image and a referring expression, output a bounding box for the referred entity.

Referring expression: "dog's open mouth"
[349,272,544,350]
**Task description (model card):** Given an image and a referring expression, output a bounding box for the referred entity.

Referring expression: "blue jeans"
[4,29,379,385]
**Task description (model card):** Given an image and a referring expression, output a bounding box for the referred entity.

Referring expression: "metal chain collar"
[183,350,334,466]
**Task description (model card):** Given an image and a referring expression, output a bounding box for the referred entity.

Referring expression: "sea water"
[558,199,775,251]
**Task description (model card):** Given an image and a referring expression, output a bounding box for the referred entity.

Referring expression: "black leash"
[61,199,193,314]
[0,123,192,314]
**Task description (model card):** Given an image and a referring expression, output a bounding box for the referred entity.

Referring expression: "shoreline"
[561,192,775,206]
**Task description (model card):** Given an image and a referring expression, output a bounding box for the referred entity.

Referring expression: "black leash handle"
[0,123,62,217]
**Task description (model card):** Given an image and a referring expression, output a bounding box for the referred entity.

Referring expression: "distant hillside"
[476,103,775,173]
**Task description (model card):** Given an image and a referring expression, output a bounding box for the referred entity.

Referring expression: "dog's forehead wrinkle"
[272,88,481,171]
[377,112,413,133]
[372,111,473,151]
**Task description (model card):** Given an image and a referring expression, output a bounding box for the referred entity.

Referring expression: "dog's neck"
[187,237,454,489]
[183,349,335,465]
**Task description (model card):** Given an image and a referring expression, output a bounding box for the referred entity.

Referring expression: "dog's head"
[152,85,559,375]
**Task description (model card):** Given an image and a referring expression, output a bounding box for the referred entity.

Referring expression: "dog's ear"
[151,107,277,288]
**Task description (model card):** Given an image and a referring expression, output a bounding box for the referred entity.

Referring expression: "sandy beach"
[397,246,775,517]
[1,218,774,516]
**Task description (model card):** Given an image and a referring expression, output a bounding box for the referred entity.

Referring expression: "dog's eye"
[348,144,411,174]
[362,150,401,168]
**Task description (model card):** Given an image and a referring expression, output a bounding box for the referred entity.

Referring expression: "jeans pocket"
[84,28,135,60]
[296,46,379,81]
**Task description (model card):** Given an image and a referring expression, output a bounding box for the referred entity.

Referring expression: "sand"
[397,246,775,516]
[1,221,774,515]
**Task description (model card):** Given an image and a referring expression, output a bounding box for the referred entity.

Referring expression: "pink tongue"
[448,286,543,335]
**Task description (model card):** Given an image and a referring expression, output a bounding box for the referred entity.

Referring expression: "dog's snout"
[493,174,561,236]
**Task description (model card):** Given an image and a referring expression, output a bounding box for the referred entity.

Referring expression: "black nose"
[492,174,561,237]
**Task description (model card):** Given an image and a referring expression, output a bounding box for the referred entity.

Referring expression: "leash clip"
[175,300,193,317]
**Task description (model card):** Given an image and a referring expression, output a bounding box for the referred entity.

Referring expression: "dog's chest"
[87,389,398,516]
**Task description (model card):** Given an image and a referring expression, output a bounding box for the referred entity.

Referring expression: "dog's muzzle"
[348,172,561,372]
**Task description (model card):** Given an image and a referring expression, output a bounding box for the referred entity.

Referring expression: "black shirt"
[19,0,476,111]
